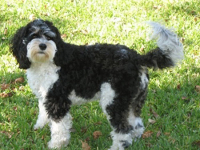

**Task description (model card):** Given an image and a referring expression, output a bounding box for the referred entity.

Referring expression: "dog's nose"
[39,43,47,50]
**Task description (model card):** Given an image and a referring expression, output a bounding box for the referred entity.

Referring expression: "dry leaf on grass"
[148,118,156,124]
[93,131,102,139]
[177,83,181,90]
[195,85,200,93]
[0,131,14,138]
[150,108,159,118]
[142,131,153,139]
[93,121,102,126]
[4,28,8,35]
[156,131,161,137]
[1,83,10,91]
[81,141,91,150]
[164,132,170,136]
[14,77,24,84]
[61,34,67,39]
[192,140,200,147]
[0,92,13,98]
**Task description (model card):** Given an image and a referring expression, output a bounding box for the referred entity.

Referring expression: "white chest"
[27,63,60,100]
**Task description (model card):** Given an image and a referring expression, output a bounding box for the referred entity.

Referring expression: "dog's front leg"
[48,113,72,149]
[34,100,49,130]
[44,89,72,149]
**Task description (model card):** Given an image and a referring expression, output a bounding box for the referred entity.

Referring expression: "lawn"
[0,0,200,149]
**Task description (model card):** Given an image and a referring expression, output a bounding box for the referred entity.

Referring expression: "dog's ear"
[44,20,62,41]
[10,25,31,69]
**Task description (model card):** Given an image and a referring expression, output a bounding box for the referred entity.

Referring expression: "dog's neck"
[27,61,60,75]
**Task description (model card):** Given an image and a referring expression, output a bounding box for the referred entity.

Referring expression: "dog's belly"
[68,90,101,105]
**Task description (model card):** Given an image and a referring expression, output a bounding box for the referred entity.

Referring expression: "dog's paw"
[131,117,145,141]
[48,138,69,149]
[34,123,44,130]
[34,118,49,130]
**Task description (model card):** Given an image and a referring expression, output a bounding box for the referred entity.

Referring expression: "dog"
[10,19,183,150]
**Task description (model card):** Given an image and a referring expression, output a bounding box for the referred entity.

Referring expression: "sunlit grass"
[0,0,200,149]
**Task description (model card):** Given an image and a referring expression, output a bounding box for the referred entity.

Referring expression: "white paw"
[34,118,49,130]
[34,123,44,130]
[48,138,69,149]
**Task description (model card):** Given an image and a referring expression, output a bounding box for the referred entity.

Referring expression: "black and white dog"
[10,19,183,149]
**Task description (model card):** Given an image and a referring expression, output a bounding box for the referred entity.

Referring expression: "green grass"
[0,0,200,149]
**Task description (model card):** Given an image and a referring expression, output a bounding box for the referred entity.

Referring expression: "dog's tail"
[137,22,184,69]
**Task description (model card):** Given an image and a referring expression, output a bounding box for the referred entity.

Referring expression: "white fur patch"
[27,62,60,129]
[27,62,60,100]
[100,83,115,116]
[140,71,148,89]
[68,90,100,105]
[34,100,49,130]
[127,108,144,140]
[48,113,72,149]
[148,22,184,64]
[27,38,57,63]
[109,131,132,150]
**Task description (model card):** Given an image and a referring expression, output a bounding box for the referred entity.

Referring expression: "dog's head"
[10,19,62,69]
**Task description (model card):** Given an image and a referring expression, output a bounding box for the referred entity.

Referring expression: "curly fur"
[10,19,183,150]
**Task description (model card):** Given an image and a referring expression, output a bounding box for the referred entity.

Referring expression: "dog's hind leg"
[129,89,147,141]
[100,83,135,150]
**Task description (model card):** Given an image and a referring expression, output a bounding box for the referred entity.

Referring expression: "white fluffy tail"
[148,22,184,65]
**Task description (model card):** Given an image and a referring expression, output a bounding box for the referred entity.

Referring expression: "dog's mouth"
[38,51,45,54]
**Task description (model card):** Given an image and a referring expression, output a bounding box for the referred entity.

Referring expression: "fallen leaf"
[142,131,153,139]
[0,131,14,138]
[0,92,13,98]
[13,106,17,111]
[19,86,24,91]
[180,37,185,43]
[140,45,145,53]
[93,121,102,126]
[93,131,102,139]
[192,140,200,147]
[181,96,187,100]
[81,141,91,150]
[181,96,190,103]
[85,137,90,142]
[156,131,161,137]
[153,5,162,10]
[148,118,156,124]
[164,132,170,136]
[1,83,10,91]
[81,127,87,133]
[195,85,200,93]
[191,10,197,15]
[41,135,44,140]
[4,28,8,35]
[145,142,152,148]
[81,29,88,35]
[150,108,159,118]
[14,77,24,84]
[61,34,67,39]
[177,83,181,90]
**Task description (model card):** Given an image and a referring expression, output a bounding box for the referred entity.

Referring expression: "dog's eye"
[46,36,51,40]
[45,35,52,40]
[32,34,38,38]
